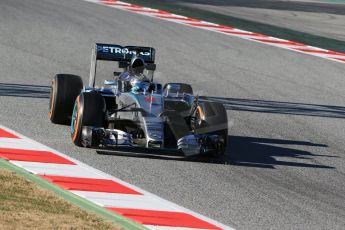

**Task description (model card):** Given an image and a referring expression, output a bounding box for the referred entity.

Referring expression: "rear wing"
[89,43,155,87]
[95,43,155,63]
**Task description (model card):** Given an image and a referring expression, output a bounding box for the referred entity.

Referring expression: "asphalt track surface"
[1,0,345,229]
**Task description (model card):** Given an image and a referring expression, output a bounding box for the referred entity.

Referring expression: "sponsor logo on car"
[145,96,156,103]
[97,45,150,56]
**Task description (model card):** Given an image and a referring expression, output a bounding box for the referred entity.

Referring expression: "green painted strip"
[117,0,345,53]
[0,159,147,230]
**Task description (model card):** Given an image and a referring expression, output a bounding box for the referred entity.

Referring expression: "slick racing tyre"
[71,92,105,147]
[49,74,83,124]
[163,83,193,95]
[194,101,228,156]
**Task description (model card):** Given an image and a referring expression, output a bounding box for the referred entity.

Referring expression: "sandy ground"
[0,168,122,229]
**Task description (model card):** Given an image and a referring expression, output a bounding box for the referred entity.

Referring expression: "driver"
[118,56,155,93]
[118,57,152,94]
[130,57,145,74]
[129,57,149,82]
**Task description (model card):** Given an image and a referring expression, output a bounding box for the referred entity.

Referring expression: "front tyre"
[71,92,105,147]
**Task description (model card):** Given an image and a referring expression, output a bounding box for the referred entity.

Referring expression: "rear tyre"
[70,92,105,147]
[49,74,83,124]
[194,101,228,156]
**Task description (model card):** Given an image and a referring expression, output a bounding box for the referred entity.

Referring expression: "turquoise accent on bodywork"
[70,100,78,134]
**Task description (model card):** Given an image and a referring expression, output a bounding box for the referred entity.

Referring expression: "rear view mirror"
[167,83,181,92]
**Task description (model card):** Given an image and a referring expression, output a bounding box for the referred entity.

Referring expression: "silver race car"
[49,43,228,157]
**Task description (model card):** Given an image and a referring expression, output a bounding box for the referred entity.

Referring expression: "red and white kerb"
[0,126,232,230]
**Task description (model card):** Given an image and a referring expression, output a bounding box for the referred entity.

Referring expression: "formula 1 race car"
[48,43,228,157]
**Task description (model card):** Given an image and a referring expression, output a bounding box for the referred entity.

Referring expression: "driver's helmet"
[130,57,145,75]
[130,77,150,94]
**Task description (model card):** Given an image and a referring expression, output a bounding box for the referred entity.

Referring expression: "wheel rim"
[70,98,79,138]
